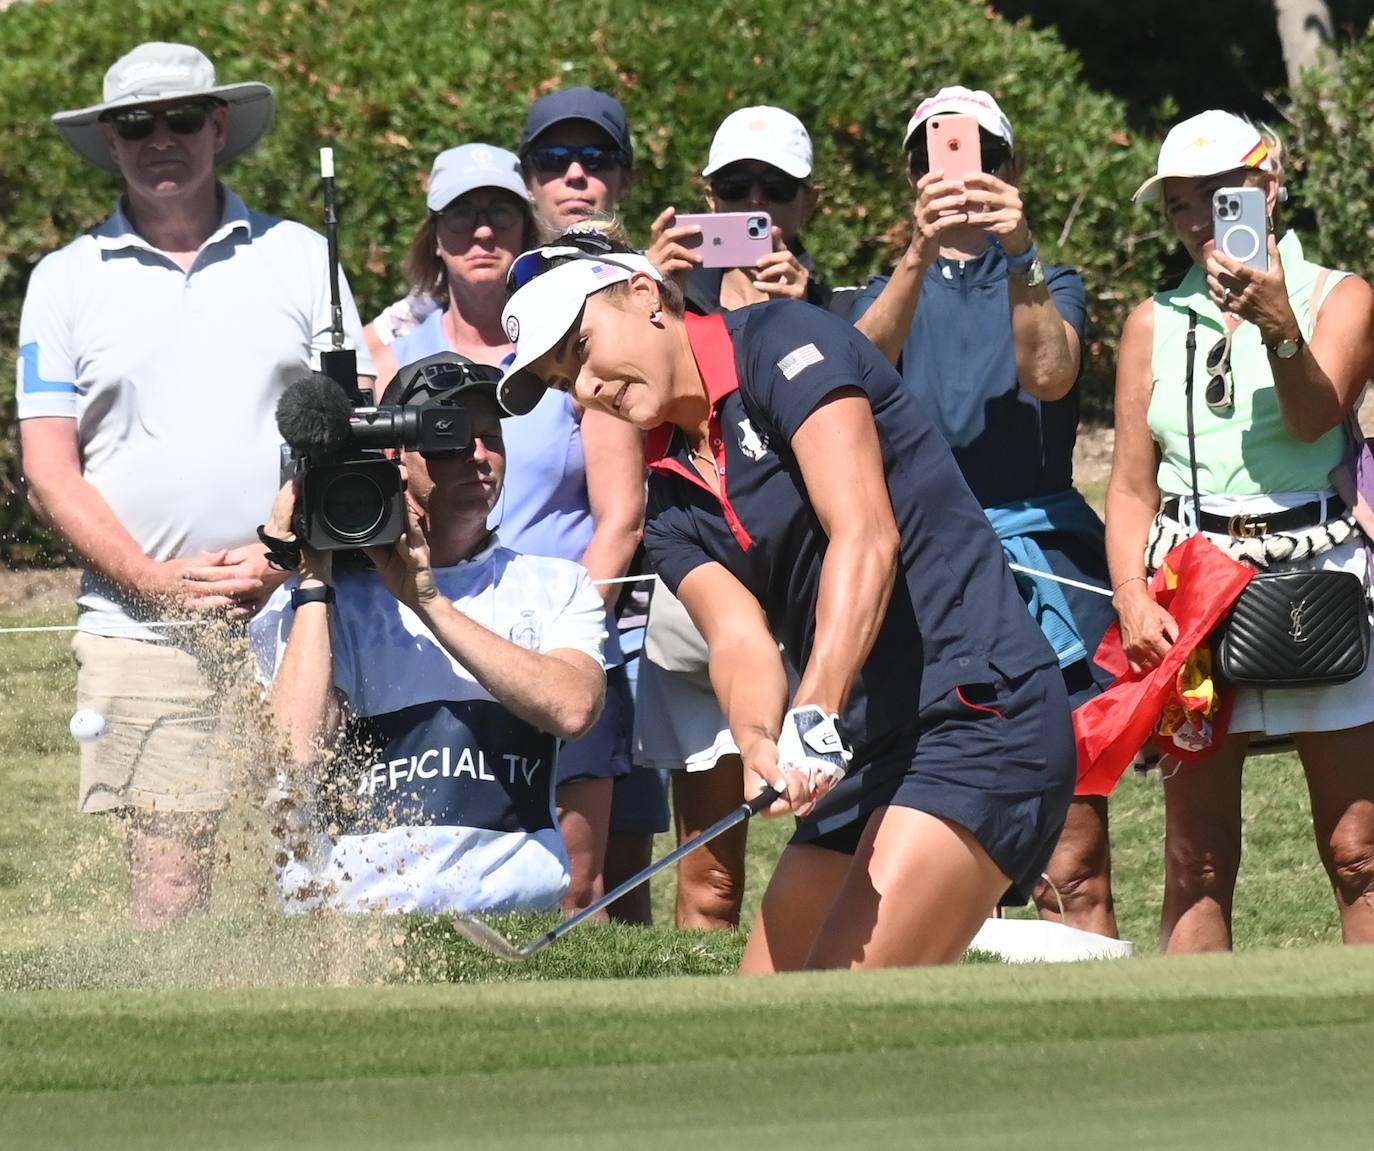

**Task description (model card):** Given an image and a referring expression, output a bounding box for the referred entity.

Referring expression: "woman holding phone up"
[850,87,1119,938]
[493,236,1075,971]
[1109,111,1374,951]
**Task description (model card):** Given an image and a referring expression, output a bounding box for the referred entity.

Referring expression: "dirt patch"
[1074,422,1114,494]
[0,567,79,615]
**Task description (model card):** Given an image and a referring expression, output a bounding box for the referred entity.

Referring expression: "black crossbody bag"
[1182,309,1369,689]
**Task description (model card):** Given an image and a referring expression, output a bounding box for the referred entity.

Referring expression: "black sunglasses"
[436,201,525,233]
[103,101,214,141]
[908,136,1012,178]
[524,145,627,175]
[709,169,803,204]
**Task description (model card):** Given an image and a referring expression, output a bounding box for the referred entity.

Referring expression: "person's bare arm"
[578,408,646,609]
[267,571,344,767]
[853,172,967,364]
[1105,300,1178,674]
[366,499,604,741]
[20,417,256,610]
[961,171,1079,400]
[1210,239,1374,442]
[675,561,796,814]
[788,389,901,716]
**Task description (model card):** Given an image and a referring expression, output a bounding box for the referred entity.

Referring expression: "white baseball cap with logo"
[1132,110,1274,202]
[702,106,813,179]
[497,251,664,416]
[426,143,530,211]
[904,85,1014,149]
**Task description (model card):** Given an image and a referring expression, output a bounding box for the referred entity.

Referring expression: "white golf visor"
[498,251,662,417]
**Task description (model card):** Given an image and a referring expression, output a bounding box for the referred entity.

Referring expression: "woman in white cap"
[636,107,844,930]
[1109,110,1374,952]
[648,106,835,313]
[850,85,1120,939]
[494,238,1076,971]
[373,144,538,386]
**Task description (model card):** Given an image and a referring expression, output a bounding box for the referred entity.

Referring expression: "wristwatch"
[1004,240,1044,288]
[290,583,336,610]
[1266,332,1304,360]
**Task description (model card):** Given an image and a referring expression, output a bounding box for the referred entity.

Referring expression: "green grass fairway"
[4,946,1374,1149]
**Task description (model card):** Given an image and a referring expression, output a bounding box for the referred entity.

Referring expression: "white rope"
[0,568,1114,637]
[1007,563,1113,598]
[0,574,667,636]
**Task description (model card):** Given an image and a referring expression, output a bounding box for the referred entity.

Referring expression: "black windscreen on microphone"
[276,373,355,457]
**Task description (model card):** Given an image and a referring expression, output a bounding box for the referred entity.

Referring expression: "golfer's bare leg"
[1160,733,1248,953]
[740,842,852,974]
[125,811,218,931]
[1034,795,1118,937]
[557,778,613,917]
[803,806,1009,970]
[673,755,748,930]
[1296,722,1374,944]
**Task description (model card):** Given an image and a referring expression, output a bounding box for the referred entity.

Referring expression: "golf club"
[453,783,783,961]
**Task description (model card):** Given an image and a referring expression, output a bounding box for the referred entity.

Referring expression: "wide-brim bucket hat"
[52,41,275,174]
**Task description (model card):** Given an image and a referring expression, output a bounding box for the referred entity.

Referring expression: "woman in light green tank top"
[1106,110,1374,955]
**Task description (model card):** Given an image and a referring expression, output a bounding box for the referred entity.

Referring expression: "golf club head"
[451,915,544,962]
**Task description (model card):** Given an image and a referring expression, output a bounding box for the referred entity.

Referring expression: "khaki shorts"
[73,632,231,815]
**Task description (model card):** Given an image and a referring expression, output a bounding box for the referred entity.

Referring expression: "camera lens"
[320,471,387,543]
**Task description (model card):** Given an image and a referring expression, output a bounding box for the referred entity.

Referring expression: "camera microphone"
[276,372,356,458]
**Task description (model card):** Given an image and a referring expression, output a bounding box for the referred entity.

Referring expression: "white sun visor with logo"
[498,252,662,417]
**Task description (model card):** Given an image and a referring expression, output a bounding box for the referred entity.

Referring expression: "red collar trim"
[645,312,741,463]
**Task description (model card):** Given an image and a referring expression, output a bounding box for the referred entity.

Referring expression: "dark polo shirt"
[643,302,1056,753]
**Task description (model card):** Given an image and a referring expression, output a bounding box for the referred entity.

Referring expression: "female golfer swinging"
[496,236,1075,971]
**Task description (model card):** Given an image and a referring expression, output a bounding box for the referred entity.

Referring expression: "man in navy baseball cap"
[519,87,633,231]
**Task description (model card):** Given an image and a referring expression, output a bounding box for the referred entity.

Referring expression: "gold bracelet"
[1111,575,1147,594]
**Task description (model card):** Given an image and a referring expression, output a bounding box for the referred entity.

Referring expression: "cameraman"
[251,362,606,913]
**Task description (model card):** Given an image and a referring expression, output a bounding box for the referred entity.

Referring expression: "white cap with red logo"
[702,106,813,179]
[903,86,1014,149]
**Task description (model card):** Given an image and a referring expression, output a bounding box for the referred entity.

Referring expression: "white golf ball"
[69,708,107,742]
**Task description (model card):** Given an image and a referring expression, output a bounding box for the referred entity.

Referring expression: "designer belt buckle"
[1227,512,1268,539]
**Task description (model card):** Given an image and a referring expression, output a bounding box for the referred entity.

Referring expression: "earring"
[649,309,663,325]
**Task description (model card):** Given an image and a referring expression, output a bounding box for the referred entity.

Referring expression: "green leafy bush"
[0,0,1171,561]
[1287,18,1374,282]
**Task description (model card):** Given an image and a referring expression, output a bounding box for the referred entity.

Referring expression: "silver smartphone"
[1212,186,1269,273]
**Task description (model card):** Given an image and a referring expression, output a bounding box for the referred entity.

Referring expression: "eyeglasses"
[709,169,803,204]
[103,102,214,141]
[1205,332,1235,411]
[436,201,525,233]
[524,145,628,175]
[907,138,1012,178]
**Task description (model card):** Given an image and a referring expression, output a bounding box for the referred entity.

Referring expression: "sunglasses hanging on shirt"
[1205,328,1236,412]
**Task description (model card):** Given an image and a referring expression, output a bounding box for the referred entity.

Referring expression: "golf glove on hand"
[775,705,852,807]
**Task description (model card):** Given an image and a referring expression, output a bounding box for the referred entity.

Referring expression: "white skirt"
[1196,493,1374,736]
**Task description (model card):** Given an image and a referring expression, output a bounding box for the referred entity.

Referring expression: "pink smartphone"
[926,113,982,183]
[675,211,773,268]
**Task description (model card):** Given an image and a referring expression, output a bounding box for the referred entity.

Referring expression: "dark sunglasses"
[908,138,1012,178]
[103,101,214,141]
[436,201,525,233]
[709,169,803,204]
[1205,334,1235,411]
[524,145,627,175]
[505,234,626,292]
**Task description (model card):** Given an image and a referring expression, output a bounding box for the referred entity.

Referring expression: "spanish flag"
[1242,140,1269,169]
[1072,534,1254,796]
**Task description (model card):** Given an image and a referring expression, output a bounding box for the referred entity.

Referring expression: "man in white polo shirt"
[15,41,374,929]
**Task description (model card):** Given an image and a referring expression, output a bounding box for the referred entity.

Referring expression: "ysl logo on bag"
[1288,598,1310,643]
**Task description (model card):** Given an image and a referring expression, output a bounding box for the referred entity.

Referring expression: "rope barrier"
[0,565,1110,637]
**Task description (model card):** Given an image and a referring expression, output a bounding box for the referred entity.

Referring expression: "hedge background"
[2,0,1372,561]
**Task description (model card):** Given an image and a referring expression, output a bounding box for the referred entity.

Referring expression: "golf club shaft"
[534,784,783,952]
